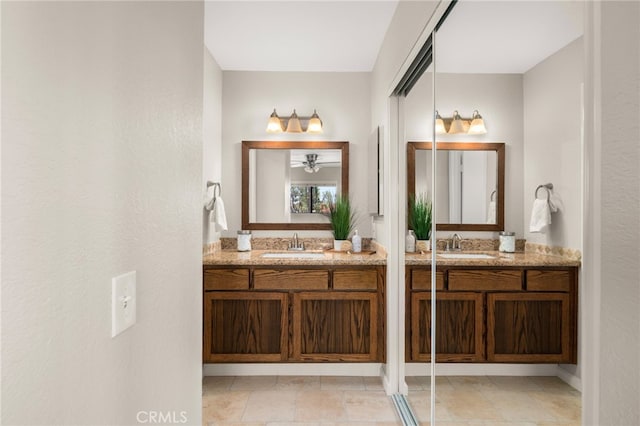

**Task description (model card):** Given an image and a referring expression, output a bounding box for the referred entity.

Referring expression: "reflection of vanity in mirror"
[242,140,349,230]
[408,142,505,231]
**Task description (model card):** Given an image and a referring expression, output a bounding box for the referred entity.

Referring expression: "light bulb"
[266,109,283,133]
[286,109,303,133]
[448,110,466,134]
[468,110,487,134]
[307,110,323,133]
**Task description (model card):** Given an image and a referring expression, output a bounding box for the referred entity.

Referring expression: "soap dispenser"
[352,230,362,253]
[406,230,416,253]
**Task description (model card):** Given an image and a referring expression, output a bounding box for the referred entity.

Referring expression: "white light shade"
[448,111,466,134]
[307,110,323,133]
[467,110,487,134]
[286,109,303,133]
[435,111,446,134]
[266,109,283,133]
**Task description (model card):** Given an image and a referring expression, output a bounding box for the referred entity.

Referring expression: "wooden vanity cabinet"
[406,266,578,364]
[203,265,385,363]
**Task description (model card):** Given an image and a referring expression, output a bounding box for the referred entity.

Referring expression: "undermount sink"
[437,253,495,259]
[260,252,326,260]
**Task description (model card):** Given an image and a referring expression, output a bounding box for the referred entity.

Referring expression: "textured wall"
[524,38,583,250]
[2,2,204,424]
[203,49,223,245]
[598,1,640,424]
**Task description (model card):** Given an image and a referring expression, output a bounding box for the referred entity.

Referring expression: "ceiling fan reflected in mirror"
[291,152,341,173]
[303,154,320,173]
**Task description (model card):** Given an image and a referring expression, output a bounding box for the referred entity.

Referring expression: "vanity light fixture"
[435,111,447,134]
[266,108,323,134]
[448,110,467,134]
[307,110,323,134]
[467,110,487,134]
[286,109,303,133]
[266,109,283,132]
[435,110,488,135]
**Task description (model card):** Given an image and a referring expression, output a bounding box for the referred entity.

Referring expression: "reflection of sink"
[261,252,326,260]
[437,253,495,259]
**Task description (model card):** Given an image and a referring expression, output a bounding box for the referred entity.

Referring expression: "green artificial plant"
[328,194,356,240]
[409,193,433,240]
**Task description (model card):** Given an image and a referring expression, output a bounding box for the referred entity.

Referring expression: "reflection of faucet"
[450,233,462,251]
[288,233,305,251]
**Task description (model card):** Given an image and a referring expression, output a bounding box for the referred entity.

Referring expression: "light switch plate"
[111,271,136,337]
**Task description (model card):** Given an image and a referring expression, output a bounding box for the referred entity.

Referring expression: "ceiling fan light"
[266,109,283,133]
[448,110,466,134]
[435,110,446,134]
[468,110,487,134]
[307,110,323,133]
[286,109,303,133]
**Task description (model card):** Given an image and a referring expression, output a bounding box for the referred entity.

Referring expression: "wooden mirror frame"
[407,141,505,232]
[242,140,349,230]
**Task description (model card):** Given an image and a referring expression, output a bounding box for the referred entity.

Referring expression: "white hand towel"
[487,200,497,224]
[204,195,215,211]
[211,197,228,231]
[529,198,552,233]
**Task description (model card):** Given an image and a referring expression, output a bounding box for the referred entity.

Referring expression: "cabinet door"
[410,292,484,362]
[487,292,571,363]
[292,291,380,362]
[203,292,288,362]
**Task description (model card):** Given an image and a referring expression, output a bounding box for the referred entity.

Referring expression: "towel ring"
[535,183,553,201]
[490,190,497,202]
[207,181,221,200]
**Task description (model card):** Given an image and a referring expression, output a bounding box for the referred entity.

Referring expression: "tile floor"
[202,375,581,426]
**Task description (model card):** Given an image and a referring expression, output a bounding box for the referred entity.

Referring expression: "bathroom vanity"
[405,252,580,364]
[202,250,386,363]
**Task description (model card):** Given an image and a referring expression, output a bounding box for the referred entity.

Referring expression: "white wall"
[2,3,204,424]
[524,38,583,250]
[203,49,223,245]
[595,1,640,424]
[221,71,371,237]
[404,72,525,239]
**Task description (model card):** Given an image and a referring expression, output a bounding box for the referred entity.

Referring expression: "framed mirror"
[408,141,505,231]
[242,140,349,230]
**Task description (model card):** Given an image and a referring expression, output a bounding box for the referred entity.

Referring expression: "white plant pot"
[416,239,431,252]
[333,240,347,251]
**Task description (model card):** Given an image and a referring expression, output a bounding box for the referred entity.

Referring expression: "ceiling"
[204,0,583,74]
[204,1,399,72]
[436,1,584,74]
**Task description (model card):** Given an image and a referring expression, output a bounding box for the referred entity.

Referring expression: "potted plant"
[328,194,356,251]
[409,193,432,251]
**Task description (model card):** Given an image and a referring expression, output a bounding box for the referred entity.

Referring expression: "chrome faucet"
[451,233,463,251]
[288,233,305,251]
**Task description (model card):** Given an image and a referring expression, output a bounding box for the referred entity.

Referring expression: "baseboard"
[404,363,558,376]
[203,363,384,376]
[556,365,582,391]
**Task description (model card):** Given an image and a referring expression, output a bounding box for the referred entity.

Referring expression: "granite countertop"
[203,249,387,266]
[405,250,581,267]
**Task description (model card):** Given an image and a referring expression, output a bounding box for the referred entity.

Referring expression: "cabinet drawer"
[204,269,249,290]
[526,270,572,292]
[334,269,378,290]
[411,269,445,290]
[254,269,328,290]
[448,270,522,291]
